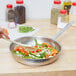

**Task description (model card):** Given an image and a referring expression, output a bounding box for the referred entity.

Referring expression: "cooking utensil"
[10,22,73,66]
[3,37,36,51]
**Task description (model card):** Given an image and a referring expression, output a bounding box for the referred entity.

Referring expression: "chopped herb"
[40,52,46,58]
[19,26,35,33]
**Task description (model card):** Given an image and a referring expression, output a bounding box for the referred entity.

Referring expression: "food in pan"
[13,39,59,59]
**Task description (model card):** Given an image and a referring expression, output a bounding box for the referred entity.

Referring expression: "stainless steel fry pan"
[10,22,73,66]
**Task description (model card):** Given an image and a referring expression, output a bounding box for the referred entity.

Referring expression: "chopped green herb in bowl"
[19,26,35,33]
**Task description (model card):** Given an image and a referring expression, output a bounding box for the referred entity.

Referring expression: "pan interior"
[9,36,61,66]
[10,36,61,55]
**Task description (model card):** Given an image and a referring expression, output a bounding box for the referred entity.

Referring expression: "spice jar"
[69,2,76,26]
[51,0,61,25]
[57,10,69,28]
[63,0,72,15]
[6,4,15,22]
[15,0,26,24]
[6,4,16,29]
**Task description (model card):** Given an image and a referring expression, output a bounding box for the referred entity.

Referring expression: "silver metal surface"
[53,22,73,40]
[9,22,73,66]
[3,38,34,47]
[10,36,61,66]
[4,38,36,51]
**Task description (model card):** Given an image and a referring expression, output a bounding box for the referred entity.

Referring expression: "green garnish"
[19,26,35,33]
[46,48,52,51]
[40,52,46,58]
[13,51,25,56]
[54,46,58,50]
[23,55,33,59]
[42,44,47,47]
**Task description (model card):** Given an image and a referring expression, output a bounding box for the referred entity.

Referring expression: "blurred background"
[0,0,76,21]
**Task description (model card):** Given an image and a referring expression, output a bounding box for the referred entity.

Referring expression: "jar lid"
[60,10,67,14]
[6,4,13,8]
[54,0,61,4]
[72,2,76,6]
[16,0,23,4]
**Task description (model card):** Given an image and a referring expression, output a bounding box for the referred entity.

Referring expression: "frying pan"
[10,22,73,66]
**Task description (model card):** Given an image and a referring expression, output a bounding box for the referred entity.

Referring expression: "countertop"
[0,19,76,76]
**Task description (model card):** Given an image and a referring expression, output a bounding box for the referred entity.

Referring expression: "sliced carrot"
[42,43,52,48]
[45,54,49,58]
[15,48,20,51]
[47,45,53,49]
[47,45,51,48]
[42,43,48,46]
[53,49,58,54]
[51,53,56,56]
[3,28,9,35]
[51,49,58,54]
[15,46,25,51]
[19,49,25,53]
[24,51,29,56]
[34,45,38,48]
[42,43,48,45]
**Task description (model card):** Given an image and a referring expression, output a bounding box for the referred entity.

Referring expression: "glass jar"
[63,0,72,15]
[69,2,76,26]
[57,10,69,28]
[14,0,26,24]
[6,4,16,29]
[6,4,15,22]
[51,0,61,25]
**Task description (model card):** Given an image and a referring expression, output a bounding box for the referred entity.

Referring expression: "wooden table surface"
[0,19,76,76]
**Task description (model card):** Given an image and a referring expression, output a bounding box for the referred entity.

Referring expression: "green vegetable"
[23,55,33,59]
[34,39,41,45]
[54,46,58,50]
[13,51,25,56]
[37,44,42,47]
[29,52,38,57]
[29,51,42,59]
[43,44,48,47]
[40,52,46,58]
[13,39,59,59]
[19,26,35,33]
[46,48,52,51]
[37,47,43,50]
[34,39,38,45]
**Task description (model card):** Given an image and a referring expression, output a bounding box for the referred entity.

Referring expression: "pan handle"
[53,22,74,40]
